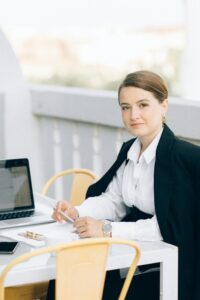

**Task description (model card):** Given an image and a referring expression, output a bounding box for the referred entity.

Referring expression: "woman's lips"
[130,123,144,126]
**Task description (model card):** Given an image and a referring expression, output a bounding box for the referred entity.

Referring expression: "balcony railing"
[30,84,200,199]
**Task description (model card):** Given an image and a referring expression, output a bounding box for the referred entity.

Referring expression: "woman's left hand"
[74,217,104,238]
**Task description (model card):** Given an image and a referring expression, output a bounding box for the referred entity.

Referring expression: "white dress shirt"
[77,130,163,241]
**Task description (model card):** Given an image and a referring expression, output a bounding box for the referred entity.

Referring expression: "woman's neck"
[139,127,163,155]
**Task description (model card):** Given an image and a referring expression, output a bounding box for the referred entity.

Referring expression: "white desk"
[0,194,178,300]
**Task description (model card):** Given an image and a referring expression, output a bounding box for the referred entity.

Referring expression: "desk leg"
[160,250,178,300]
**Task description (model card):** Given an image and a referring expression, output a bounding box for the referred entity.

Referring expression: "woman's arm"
[76,163,128,221]
[112,215,163,241]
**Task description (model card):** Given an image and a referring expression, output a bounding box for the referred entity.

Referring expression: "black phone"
[0,242,19,254]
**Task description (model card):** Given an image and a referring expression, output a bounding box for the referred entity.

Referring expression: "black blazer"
[86,125,200,300]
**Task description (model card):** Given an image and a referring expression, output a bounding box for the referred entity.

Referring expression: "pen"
[53,208,74,223]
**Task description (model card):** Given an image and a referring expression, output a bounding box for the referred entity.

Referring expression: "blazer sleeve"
[194,158,200,298]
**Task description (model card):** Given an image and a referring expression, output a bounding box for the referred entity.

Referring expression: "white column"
[181,0,200,101]
[0,28,44,191]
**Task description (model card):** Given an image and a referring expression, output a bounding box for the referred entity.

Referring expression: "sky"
[0,0,184,30]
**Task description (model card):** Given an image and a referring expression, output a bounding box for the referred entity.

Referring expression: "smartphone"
[0,242,19,254]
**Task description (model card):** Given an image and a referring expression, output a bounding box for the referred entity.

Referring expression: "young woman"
[49,71,200,300]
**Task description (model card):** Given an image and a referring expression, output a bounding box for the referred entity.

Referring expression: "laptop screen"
[0,159,34,213]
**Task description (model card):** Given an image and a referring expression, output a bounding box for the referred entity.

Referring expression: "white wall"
[181,0,200,100]
[0,29,42,190]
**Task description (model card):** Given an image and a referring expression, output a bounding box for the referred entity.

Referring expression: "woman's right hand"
[52,200,79,222]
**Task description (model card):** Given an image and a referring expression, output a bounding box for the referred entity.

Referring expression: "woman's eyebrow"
[119,102,131,106]
[136,99,150,103]
[120,99,150,105]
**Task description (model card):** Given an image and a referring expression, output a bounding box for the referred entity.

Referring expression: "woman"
[48,71,200,300]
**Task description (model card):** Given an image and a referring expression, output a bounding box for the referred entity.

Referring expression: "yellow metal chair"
[0,238,141,300]
[3,169,98,300]
[41,168,98,206]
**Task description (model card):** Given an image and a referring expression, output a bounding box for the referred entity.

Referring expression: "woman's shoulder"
[173,138,200,168]
[122,138,136,148]
[118,138,135,152]
[162,125,200,156]
[174,137,200,152]
[116,138,136,160]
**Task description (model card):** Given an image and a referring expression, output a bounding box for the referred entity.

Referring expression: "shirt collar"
[127,128,163,165]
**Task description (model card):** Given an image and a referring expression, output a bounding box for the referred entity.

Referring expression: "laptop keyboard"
[0,210,34,220]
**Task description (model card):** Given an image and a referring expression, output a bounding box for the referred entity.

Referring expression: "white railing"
[30,85,131,198]
[30,84,200,198]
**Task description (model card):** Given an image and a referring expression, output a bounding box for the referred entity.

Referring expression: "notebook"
[0,158,55,229]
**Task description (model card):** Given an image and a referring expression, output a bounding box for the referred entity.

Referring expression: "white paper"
[0,222,79,248]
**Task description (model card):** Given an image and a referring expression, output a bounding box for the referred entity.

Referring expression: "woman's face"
[119,86,168,143]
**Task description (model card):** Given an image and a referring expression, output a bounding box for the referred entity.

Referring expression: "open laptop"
[0,158,55,229]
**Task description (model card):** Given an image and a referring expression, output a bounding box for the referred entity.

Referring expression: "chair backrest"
[41,168,98,205]
[0,238,140,300]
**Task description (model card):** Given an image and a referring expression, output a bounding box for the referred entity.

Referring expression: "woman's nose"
[130,108,140,120]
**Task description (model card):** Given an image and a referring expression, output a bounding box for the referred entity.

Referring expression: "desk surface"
[0,194,178,300]
[0,230,177,286]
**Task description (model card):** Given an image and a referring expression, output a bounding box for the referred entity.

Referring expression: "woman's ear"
[162,98,168,113]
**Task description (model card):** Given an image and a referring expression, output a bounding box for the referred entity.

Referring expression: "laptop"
[0,158,55,229]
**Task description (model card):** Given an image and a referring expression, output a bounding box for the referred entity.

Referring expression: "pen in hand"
[53,208,75,223]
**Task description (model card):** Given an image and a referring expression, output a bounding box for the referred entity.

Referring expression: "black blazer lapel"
[86,138,135,198]
[154,125,175,237]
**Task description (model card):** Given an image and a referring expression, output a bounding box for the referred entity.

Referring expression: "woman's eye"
[121,106,130,111]
[139,103,148,108]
